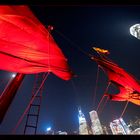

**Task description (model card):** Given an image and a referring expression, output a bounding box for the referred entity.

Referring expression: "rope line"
[120,101,129,118]
[92,65,100,108]
[96,81,111,112]
[12,72,49,134]
[55,29,92,58]
[98,96,109,116]
[71,79,80,108]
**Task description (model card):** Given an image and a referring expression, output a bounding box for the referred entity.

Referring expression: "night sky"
[0,5,140,134]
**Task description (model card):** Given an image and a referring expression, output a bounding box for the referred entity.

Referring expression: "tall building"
[110,118,131,135]
[78,107,89,135]
[89,110,103,135]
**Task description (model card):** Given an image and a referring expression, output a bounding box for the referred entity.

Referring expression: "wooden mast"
[0,73,25,124]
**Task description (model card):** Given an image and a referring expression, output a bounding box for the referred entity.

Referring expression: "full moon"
[130,24,140,39]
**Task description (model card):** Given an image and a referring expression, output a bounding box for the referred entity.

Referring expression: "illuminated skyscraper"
[89,110,103,135]
[78,107,89,135]
[110,118,131,135]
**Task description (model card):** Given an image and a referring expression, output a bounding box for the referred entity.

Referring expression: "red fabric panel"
[108,93,140,106]
[0,6,72,80]
[92,56,140,105]
[93,56,140,92]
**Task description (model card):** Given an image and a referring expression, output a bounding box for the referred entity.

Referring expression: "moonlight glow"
[130,24,140,39]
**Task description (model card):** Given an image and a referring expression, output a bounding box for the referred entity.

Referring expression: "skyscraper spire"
[78,107,89,135]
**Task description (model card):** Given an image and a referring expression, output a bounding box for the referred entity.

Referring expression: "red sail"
[92,56,140,106]
[0,6,73,80]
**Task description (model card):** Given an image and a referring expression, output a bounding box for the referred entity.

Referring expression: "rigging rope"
[55,29,92,58]
[109,100,115,121]
[98,96,109,116]
[119,101,129,118]
[55,28,114,117]
[48,26,52,72]
[12,72,49,134]
[96,81,111,113]
[92,65,100,108]
[31,74,39,96]
[71,79,80,108]
[96,95,105,113]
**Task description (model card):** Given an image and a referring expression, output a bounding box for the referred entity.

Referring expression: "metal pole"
[0,73,25,124]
